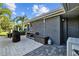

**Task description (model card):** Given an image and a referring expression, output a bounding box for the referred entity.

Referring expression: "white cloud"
[5,3,16,17]
[32,5,39,13]
[39,7,49,13]
[12,11,16,15]
[32,5,50,16]
[5,3,16,11]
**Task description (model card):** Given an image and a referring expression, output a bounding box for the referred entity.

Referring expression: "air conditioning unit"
[67,37,79,56]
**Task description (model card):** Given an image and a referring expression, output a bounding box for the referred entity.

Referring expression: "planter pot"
[12,30,20,42]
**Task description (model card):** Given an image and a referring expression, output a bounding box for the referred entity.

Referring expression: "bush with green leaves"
[0,26,3,33]
[0,18,14,32]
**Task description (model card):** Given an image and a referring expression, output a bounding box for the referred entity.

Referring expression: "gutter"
[31,8,65,20]
[24,8,65,24]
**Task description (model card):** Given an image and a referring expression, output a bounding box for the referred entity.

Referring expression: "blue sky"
[3,3,63,19]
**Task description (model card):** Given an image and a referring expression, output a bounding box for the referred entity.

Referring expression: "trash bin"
[12,30,20,42]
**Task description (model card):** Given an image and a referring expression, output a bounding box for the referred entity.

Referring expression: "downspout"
[66,3,69,39]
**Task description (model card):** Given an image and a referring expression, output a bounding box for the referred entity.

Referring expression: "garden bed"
[20,31,25,35]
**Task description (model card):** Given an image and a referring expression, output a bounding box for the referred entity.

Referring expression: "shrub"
[19,30,25,35]
[0,26,3,33]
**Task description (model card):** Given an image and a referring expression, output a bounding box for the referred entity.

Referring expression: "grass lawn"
[0,32,8,36]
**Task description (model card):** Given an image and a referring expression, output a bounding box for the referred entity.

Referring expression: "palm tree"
[14,15,28,31]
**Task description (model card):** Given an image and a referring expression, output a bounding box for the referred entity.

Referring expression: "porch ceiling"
[62,6,79,18]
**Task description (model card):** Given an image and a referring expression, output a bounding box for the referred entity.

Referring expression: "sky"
[3,3,63,19]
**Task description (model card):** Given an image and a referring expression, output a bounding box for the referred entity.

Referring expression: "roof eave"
[24,8,65,24]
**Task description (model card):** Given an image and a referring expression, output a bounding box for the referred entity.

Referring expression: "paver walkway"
[0,36,43,56]
[25,45,66,56]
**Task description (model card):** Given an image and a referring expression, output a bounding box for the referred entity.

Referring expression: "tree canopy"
[0,3,12,32]
[0,8,12,18]
[13,15,29,30]
[0,18,14,32]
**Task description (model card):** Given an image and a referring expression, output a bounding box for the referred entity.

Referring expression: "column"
[43,18,46,36]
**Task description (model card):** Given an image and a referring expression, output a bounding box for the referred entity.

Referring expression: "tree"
[0,3,12,32]
[0,3,3,7]
[0,3,12,21]
[0,8,12,17]
[14,24,22,31]
[0,26,3,33]
[14,15,28,31]
[0,18,13,32]
[0,3,12,17]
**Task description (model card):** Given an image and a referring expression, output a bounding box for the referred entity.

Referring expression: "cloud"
[5,3,16,11]
[5,3,17,16]
[12,11,16,15]
[32,5,39,13]
[32,5,50,16]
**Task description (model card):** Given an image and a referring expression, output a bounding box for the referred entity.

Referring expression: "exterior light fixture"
[62,19,64,22]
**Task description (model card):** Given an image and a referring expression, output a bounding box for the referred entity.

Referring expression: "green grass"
[0,32,8,36]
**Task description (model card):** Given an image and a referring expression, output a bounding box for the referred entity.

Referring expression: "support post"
[43,18,46,36]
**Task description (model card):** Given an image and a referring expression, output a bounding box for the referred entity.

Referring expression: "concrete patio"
[0,36,66,56]
[0,36,43,56]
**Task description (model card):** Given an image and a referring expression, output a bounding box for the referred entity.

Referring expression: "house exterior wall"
[63,16,79,43]
[68,17,79,38]
[29,15,79,45]
[45,16,61,45]
[31,19,44,35]
[62,3,79,44]
[31,16,61,45]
